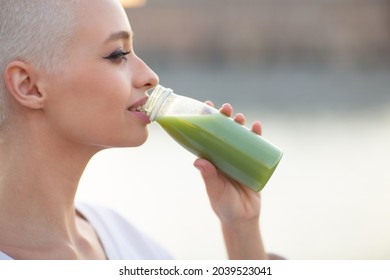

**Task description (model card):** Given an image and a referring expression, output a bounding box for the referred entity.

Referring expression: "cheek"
[42,61,143,146]
[58,67,129,109]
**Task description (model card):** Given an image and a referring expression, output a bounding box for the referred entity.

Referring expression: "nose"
[132,55,159,91]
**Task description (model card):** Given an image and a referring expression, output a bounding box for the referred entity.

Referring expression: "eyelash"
[103,49,131,63]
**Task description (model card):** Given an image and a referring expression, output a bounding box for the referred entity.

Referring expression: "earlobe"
[4,61,45,110]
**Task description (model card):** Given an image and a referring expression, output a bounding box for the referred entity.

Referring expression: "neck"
[0,125,100,250]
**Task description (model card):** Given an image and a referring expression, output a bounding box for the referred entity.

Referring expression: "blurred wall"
[127,0,390,68]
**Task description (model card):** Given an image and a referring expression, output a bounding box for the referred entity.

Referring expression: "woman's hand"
[193,102,262,225]
[193,102,268,259]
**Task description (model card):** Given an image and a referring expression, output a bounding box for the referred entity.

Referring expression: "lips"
[127,96,151,124]
[128,96,148,111]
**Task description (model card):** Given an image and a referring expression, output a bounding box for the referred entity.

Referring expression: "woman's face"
[41,0,158,149]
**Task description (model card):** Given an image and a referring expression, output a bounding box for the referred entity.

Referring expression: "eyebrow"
[104,30,132,43]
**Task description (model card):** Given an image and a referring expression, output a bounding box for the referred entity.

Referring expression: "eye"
[103,49,131,63]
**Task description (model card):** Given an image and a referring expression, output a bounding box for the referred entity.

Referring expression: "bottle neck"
[143,85,173,122]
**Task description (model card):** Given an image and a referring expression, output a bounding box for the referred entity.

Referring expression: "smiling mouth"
[127,107,151,124]
[127,96,149,114]
[128,106,146,113]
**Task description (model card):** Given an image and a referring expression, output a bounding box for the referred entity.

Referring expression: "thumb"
[193,158,217,178]
[193,158,224,200]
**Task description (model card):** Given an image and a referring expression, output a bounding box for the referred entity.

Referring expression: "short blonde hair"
[0,0,79,140]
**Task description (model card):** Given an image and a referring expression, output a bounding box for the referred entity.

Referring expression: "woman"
[0,0,271,259]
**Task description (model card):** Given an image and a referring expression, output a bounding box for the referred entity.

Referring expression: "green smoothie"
[156,113,282,192]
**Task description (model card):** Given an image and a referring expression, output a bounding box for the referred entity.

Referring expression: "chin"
[132,136,148,147]
[122,130,149,147]
[95,130,148,148]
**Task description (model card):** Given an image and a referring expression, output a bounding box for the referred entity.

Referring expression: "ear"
[4,61,45,110]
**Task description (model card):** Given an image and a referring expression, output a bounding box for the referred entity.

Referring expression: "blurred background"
[78,0,390,259]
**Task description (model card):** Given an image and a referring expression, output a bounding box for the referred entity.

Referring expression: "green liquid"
[157,114,282,192]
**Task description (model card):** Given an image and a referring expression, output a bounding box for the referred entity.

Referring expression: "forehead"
[75,0,132,43]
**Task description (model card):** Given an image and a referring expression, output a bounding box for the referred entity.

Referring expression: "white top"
[0,201,173,260]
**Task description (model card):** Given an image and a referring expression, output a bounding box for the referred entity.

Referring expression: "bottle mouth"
[142,85,173,121]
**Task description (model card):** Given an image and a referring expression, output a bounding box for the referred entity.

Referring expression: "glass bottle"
[142,85,283,192]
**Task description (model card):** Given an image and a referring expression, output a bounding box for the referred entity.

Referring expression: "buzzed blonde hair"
[0,0,79,140]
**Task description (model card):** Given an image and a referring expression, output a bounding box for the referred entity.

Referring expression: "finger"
[234,113,246,125]
[193,158,224,199]
[219,103,233,117]
[193,158,217,177]
[205,100,214,107]
[251,121,262,135]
